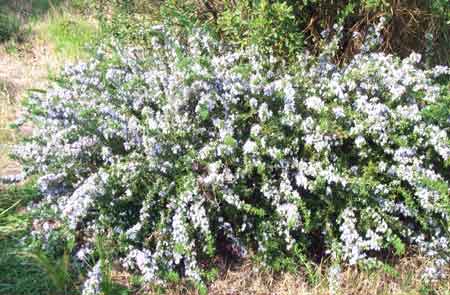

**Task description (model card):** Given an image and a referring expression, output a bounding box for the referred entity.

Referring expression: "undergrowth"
[0,180,53,295]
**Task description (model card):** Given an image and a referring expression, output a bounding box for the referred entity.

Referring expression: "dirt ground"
[0,40,58,177]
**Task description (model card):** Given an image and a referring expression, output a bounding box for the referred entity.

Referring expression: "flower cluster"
[15,23,450,287]
[82,262,102,295]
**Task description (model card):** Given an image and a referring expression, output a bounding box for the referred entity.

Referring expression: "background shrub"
[89,0,450,65]
[216,0,303,57]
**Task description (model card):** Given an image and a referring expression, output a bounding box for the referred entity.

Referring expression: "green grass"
[42,13,97,59]
[0,181,54,295]
[0,0,97,60]
[0,181,129,294]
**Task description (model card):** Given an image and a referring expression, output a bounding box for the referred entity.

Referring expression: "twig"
[0,199,21,217]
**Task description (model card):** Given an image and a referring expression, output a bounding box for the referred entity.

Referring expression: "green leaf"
[223,135,237,147]
[199,105,209,120]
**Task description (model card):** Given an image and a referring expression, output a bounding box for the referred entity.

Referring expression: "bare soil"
[0,39,59,177]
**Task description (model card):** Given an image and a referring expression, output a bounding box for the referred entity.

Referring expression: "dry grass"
[0,41,56,176]
[207,258,447,295]
[108,256,450,295]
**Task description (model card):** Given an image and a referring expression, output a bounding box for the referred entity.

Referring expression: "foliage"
[0,12,20,42]
[216,0,303,58]
[87,0,161,47]
[14,19,450,293]
[90,0,450,65]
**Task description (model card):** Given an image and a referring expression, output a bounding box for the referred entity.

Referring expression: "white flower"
[277,203,299,227]
[332,106,345,118]
[76,246,93,261]
[82,262,102,295]
[328,265,342,295]
[354,135,366,148]
[250,124,262,137]
[258,103,272,122]
[243,140,258,154]
[305,96,325,111]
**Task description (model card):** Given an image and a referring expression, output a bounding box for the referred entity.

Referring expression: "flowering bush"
[15,22,450,290]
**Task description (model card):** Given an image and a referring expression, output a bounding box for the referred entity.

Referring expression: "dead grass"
[0,41,55,176]
[207,257,448,295]
[109,256,450,295]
